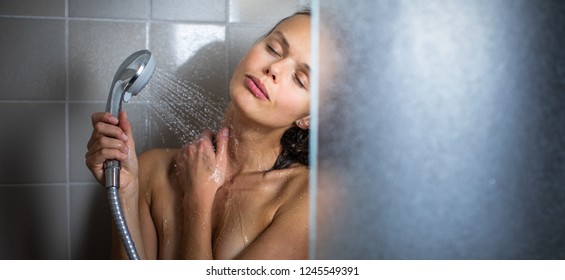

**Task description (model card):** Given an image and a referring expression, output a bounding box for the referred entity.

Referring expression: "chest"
[210,184,281,259]
[151,176,284,259]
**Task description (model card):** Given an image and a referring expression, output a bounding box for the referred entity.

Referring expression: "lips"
[245,75,270,100]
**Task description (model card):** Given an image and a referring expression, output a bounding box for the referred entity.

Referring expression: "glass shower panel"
[314,0,565,259]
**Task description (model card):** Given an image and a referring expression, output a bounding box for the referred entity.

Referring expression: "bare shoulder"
[139,148,178,168]
[280,165,309,192]
[138,148,178,180]
[137,148,179,200]
[269,165,309,215]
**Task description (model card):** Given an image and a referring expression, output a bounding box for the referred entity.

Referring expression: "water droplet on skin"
[210,168,221,183]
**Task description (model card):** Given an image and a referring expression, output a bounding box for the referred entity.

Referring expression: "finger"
[200,129,213,143]
[175,144,187,164]
[87,122,128,149]
[215,127,230,158]
[85,148,128,168]
[88,137,130,156]
[117,111,141,172]
[91,112,119,127]
[175,143,191,168]
[196,129,214,152]
[118,111,135,149]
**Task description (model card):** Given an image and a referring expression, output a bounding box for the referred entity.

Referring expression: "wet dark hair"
[270,7,311,170]
[273,126,309,170]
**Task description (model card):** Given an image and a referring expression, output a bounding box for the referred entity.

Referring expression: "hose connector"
[104,159,121,188]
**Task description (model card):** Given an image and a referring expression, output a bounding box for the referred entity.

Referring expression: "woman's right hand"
[85,111,139,192]
[175,128,230,209]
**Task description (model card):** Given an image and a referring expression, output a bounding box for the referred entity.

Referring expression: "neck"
[221,105,287,176]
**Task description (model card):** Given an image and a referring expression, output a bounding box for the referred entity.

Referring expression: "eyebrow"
[272,31,310,76]
[272,31,290,50]
[302,63,310,76]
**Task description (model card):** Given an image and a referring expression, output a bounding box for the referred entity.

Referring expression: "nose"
[264,59,287,83]
[264,66,277,83]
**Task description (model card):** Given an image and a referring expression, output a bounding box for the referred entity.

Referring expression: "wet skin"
[92,14,312,259]
[134,148,308,259]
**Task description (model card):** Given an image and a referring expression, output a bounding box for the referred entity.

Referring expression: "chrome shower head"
[106,49,156,117]
[103,50,155,260]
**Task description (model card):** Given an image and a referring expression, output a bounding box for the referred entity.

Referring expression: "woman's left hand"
[175,127,230,209]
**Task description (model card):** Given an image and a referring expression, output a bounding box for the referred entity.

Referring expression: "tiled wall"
[0,0,307,259]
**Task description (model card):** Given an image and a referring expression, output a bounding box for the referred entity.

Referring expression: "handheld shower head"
[103,50,155,260]
[106,49,156,117]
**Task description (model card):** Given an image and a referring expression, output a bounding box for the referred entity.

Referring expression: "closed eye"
[295,73,308,89]
[266,44,281,57]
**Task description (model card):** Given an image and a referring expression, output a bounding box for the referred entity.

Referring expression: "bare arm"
[86,111,155,259]
[110,149,165,259]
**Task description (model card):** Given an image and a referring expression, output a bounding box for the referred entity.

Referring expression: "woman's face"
[230,14,311,130]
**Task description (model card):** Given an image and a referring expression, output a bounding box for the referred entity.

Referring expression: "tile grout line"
[147,0,152,150]
[225,0,231,101]
[0,14,233,26]
[64,0,72,260]
[146,0,151,49]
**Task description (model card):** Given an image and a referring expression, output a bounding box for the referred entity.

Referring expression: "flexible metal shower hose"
[107,186,140,260]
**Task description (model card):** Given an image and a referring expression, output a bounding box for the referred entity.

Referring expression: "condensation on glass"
[312,0,565,259]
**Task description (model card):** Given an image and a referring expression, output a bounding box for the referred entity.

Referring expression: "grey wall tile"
[70,183,111,259]
[150,22,227,101]
[69,102,150,182]
[0,18,66,101]
[148,108,197,149]
[69,20,146,102]
[0,0,65,17]
[146,89,229,149]
[228,24,271,79]
[69,103,105,183]
[0,185,68,259]
[0,103,66,184]
[229,0,303,23]
[69,0,148,19]
[152,0,226,22]
[148,22,228,148]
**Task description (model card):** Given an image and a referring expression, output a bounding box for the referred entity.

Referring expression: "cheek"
[237,46,264,69]
[277,92,310,118]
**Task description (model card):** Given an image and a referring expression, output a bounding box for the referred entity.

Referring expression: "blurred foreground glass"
[313,0,565,259]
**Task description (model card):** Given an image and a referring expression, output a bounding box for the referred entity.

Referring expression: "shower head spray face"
[106,50,156,116]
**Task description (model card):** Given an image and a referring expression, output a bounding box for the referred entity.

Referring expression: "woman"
[85,10,311,259]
